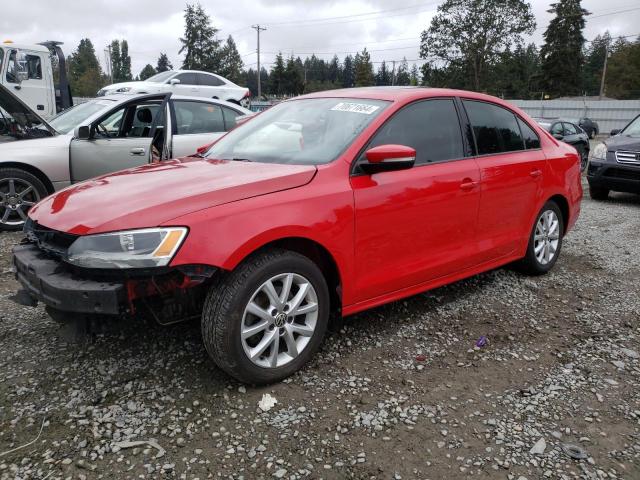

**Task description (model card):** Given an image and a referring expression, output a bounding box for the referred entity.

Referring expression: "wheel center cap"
[274,312,287,327]
[7,196,17,206]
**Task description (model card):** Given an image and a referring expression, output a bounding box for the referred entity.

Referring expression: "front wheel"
[201,249,330,384]
[517,201,564,275]
[0,168,48,231]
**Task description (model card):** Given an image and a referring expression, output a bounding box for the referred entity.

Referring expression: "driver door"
[69,94,170,182]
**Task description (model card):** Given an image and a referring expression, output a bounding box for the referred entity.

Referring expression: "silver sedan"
[0,87,251,230]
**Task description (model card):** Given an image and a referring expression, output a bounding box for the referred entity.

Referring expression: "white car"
[97,70,251,107]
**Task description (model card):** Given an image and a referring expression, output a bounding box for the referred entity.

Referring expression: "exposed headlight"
[115,87,132,93]
[591,142,607,161]
[67,227,187,269]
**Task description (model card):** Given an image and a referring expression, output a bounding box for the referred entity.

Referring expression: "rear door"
[351,98,480,302]
[172,72,200,96]
[195,72,226,98]
[561,122,582,147]
[462,99,546,262]
[69,94,168,182]
[171,100,240,156]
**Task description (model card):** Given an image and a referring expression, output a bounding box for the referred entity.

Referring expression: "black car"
[573,117,599,139]
[536,118,590,170]
[587,114,640,200]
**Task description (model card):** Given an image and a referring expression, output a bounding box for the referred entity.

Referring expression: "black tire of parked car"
[201,248,330,384]
[588,185,610,201]
[0,168,49,232]
[517,201,564,276]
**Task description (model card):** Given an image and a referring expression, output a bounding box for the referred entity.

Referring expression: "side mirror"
[552,133,564,140]
[361,144,416,174]
[74,125,92,140]
[610,129,620,136]
[169,78,181,86]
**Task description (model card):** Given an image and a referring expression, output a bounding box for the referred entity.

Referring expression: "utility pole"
[252,24,267,99]
[599,41,609,100]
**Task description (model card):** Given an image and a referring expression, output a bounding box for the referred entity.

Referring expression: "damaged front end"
[13,219,218,326]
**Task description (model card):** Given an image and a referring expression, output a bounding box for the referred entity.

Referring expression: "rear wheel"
[201,249,330,384]
[0,168,48,231]
[589,184,609,200]
[517,201,564,275]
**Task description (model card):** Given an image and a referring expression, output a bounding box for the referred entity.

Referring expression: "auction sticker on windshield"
[331,102,380,114]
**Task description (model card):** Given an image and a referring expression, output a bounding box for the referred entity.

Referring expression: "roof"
[94,93,251,113]
[0,42,50,53]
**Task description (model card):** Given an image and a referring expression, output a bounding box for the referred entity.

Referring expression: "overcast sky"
[2,0,639,77]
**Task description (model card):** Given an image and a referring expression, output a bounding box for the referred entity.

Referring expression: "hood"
[102,81,154,92]
[605,134,640,151]
[0,84,56,140]
[29,158,317,235]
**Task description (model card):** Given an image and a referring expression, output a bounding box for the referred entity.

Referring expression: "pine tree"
[409,64,420,86]
[139,64,156,81]
[68,38,105,96]
[394,58,411,86]
[327,55,340,84]
[109,40,121,82]
[582,32,611,96]
[120,40,132,81]
[605,37,640,99]
[220,36,243,83]
[539,0,589,97]
[342,55,355,88]
[354,48,374,87]
[285,56,304,95]
[269,53,286,96]
[179,3,222,71]
[375,61,391,86]
[156,52,173,72]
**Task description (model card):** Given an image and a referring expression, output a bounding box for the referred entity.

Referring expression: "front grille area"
[615,150,640,165]
[23,218,78,259]
[603,168,640,181]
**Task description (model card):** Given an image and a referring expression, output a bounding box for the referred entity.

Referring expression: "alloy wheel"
[241,272,319,368]
[0,178,41,226]
[534,210,560,265]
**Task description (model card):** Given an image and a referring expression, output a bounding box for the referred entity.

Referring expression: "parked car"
[0,85,251,230]
[587,113,640,200]
[13,88,582,384]
[535,118,590,170]
[97,70,251,107]
[576,117,599,139]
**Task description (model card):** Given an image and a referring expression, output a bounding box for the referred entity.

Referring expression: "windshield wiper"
[228,158,253,162]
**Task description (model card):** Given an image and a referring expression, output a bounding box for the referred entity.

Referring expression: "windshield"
[0,87,53,142]
[145,71,175,83]
[621,115,640,137]
[206,98,389,165]
[48,99,116,134]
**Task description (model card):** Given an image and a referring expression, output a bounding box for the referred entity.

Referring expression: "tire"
[589,184,609,200]
[201,248,330,384]
[0,168,48,231]
[589,129,595,139]
[517,201,564,276]
[577,145,588,171]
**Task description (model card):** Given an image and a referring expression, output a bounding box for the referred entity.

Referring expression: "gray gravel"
[0,181,639,479]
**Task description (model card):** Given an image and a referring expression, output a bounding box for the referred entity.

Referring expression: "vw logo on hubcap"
[274,312,287,327]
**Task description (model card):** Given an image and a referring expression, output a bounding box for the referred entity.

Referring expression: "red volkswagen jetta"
[14,88,582,384]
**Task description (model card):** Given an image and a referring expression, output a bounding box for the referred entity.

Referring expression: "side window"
[128,104,160,138]
[175,73,198,85]
[173,101,224,134]
[94,106,126,137]
[198,73,225,86]
[563,122,578,135]
[517,117,540,149]
[550,122,563,136]
[363,99,464,165]
[463,100,525,154]
[5,51,42,83]
[222,107,241,130]
[23,54,42,80]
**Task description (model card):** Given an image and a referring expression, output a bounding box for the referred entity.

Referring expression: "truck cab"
[0,41,68,119]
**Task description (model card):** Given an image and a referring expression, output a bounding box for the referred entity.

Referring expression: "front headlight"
[67,227,187,269]
[591,142,607,161]
[115,87,132,93]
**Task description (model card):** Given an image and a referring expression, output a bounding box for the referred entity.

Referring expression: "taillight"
[195,142,215,155]
[243,89,251,99]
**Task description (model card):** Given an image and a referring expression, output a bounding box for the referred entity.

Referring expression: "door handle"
[13,85,21,90]
[460,179,478,191]
[530,169,542,178]
[130,147,146,156]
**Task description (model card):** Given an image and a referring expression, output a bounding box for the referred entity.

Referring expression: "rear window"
[463,100,524,155]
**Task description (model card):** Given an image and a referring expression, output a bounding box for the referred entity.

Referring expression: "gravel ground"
[1,180,639,480]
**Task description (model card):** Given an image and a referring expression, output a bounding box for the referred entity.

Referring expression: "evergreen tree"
[179,3,222,71]
[409,63,420,86]
[354,48,374,87]
[220,36,243,83]
[342,54,355,88]
[582,32,611,96]
[68,38,105,96]
[156,52,173,72]
[375,61,392,86]
[269,53,286,95]
[109,40,121,82]
[539,0,589,97]
[327,55,340,84]
[420,0,535,91]
[120,40,132,81]
[605,37,640,99]
[492,43,541,98]
[285,56,304,95]
[395,58,411,86]
[139,64,156,81]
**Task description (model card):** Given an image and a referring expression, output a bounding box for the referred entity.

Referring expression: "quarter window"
[222,107,241,130]
[198,73,225,86]
[174,101,225,134]
[517,117,541,149]
[463,100,524,155]
[363,99,464,165]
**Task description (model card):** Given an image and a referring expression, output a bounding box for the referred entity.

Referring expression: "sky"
[2,0,639,78]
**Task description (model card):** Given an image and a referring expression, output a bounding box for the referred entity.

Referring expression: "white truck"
[0,40,73,119]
